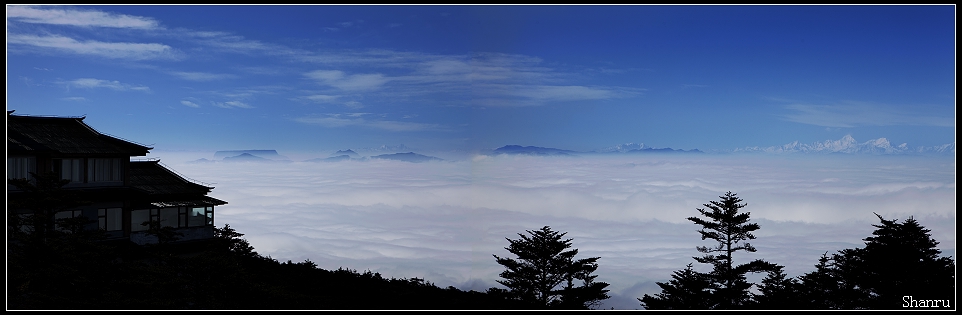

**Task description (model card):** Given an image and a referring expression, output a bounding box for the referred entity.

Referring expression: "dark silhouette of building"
[7,111,227,245]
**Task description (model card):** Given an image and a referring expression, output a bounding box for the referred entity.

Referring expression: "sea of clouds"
[155,152,955,310]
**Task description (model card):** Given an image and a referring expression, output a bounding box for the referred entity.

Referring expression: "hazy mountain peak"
[599,142,646,153]
[333,149,361,158]
[492,145,575,156]
[370,152,443,163]
[735,135,955,155]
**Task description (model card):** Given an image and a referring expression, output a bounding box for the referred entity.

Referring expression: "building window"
[54,209,84,232]
[160,207,180,228]
[189,207,209,227]
[179,207,188,227]
[7,157,35,180]
[53,158,84,183]
[88,158,123,182]
[207,207,214,226]
[131,209,151,232]
[15,214,35,234]
[98,208,123,231]
[131,206,214,231]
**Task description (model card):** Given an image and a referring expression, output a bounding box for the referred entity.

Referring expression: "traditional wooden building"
[7,111,226,245]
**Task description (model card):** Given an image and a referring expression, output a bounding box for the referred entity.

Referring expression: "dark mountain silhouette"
[215,150,290,161]
[304,155,358,163]
[492,145,576,156]
[223,153,279,162]
[370,152,443,163]
[623,148,703,154]
[333,149,361,159]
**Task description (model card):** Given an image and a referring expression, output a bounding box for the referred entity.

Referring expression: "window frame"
[87,157,124,183]
[98,208,123,232]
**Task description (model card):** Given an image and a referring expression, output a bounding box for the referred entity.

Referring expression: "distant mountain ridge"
[492,145,576,156]
[598,142,647,153]
[333,149,361,159]
[733,135,956,155]
[214,150,290,160]
[222,153,270,162]
[370,152,443,163]
[192,136,952,165]
[488,144,701,156]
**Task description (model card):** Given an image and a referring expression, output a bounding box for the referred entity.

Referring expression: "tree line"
[637,192,955,310]
[7,173,956,310]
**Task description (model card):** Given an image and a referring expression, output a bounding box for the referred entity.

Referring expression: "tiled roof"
[150,198,227,208]
[129,160,211,194]
[128,161,226,206]
[7,113,152,156]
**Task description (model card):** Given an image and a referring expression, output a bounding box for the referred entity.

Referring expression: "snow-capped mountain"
[734,135,956,155]
[598,142,647,153]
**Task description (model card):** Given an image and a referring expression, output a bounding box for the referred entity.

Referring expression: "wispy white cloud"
[783,101,954,128]
[212,101,253,109]
[483,84,621,102]
[61,96,86,101]
[185,30,296,56]
[339,20,364,28]
[170,71,237,81]
[305,70,391,91]
[8,34,176,60]
[180,100,200,108]
[303,94,341,103]
[297,94,364,109]
[297,52,635,107]
[202,85,292,102]
[6,6,161,29]
[66,78,150,92]
[343,101,364,109]
[295,114,445,132]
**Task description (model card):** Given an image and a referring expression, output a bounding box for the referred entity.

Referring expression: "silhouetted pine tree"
[641,192,779,310]
[688,191,779,308]
[8,172,90,245]
[833,214,955,309]
[794,252,864,309]
[751,265,802,309]
[493,226,610,309]
[792,214,955,310]
[639,263,718,309]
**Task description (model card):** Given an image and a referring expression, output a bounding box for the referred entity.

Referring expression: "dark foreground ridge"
[6,225,543,310]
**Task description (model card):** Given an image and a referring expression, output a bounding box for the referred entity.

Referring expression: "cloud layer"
[783,102,954,128]
[7,6,161,29]
[160,153,955,310]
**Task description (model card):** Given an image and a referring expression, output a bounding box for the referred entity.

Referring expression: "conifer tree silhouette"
[687,191,778,308]
[811,214,956,309]
[638,263,718,309]
[641,191,778,309]
[493,226,610,309]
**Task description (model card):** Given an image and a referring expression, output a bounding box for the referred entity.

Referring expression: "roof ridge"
[8,112,86,119]
[156,160,216,188]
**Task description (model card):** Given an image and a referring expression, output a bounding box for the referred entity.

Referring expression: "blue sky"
[6,6,956,310]
[6,5,956,154]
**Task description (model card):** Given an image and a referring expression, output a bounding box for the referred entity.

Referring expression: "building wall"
[129,226,215,245]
